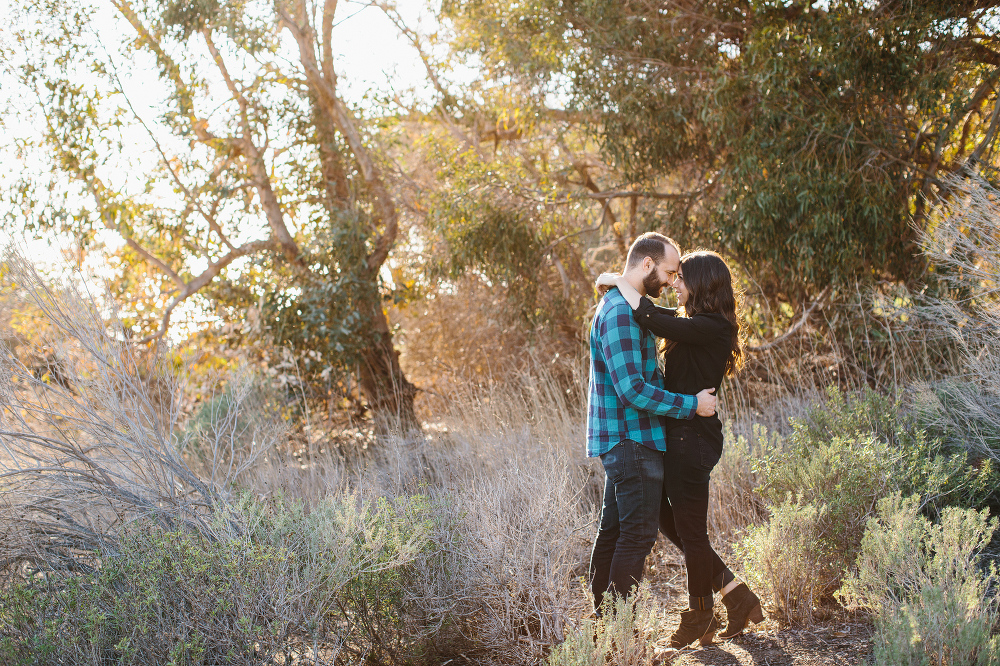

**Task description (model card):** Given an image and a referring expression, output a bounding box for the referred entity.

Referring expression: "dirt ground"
[644,537,875,666]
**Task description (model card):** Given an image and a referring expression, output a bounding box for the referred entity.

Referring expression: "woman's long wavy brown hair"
[666,250,745,376]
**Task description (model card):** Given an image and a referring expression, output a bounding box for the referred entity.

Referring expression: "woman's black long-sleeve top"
[634,297,732,451]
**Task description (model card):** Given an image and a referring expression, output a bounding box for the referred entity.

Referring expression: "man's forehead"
[657,248,680,268]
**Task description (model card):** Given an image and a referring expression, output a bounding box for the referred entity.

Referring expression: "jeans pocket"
[601,441,628,484]
[698,435,722,471]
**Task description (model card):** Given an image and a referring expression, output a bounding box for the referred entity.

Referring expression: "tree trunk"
[357,302,420,436]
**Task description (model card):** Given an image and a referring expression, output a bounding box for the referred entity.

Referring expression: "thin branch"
[585,188,708,201]
[137,239,273,344]
[746,287,831,352]
[202,29,301,262]
[100,46,237,253]
[112,0,216,143]
[543,198,612,253]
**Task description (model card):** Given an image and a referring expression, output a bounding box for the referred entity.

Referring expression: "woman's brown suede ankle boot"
[668,609,718,648]
[719,583,765,639]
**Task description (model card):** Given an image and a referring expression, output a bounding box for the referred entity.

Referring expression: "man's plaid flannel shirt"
[587,288,697,457]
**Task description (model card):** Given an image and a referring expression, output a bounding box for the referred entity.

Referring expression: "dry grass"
[916,172,1000,466]
[0,248,602,664]
[0,253,258,576]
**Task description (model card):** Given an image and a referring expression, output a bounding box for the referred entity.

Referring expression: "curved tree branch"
[746,287,831,352]
[202,30,302,264]
[137,239,274,344]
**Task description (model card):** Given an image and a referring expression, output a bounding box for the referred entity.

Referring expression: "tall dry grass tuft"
[917,172,1000,468]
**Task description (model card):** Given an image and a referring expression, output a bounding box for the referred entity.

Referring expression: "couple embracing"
[587,231,764,648]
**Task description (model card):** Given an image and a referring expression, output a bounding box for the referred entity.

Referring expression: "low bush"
[772,386,996,516]
[839,494,1000,665]
[735,499,829,625]
[547,583,660,666]
[739,386,997,623]
[0,492,438,665]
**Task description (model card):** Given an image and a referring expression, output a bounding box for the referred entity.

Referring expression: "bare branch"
[585,188,709,202]
[137,239,274,344]
[279,5,399,272]
[543,198,612,253]
[322,0,339,88]
[202,29,302,263]
[747,287,831,352]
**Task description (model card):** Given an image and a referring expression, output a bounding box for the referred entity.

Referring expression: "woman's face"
[673,270,690,306]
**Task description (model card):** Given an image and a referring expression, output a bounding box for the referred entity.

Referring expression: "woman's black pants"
[659,425,734,609]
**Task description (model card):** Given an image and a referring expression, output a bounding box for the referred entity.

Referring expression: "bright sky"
[0,0,450,337]
[0,0,444,246]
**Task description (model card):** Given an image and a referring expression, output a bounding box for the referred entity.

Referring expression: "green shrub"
[736,500,829,625]
[0,528,292,665]
[778,386,995,514]
[0,492,438,665]
[839,494,1000,666]
[248,491,438,663]
[741,386,997,623]
[547,583,659,666]
[758,431,896,586]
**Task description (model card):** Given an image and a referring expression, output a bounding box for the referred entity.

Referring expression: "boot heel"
[748,605,764,625]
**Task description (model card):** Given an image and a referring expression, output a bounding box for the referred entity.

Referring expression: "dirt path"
[644,538,874,666]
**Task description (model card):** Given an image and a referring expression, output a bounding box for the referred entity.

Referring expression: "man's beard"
[642,269,666,298]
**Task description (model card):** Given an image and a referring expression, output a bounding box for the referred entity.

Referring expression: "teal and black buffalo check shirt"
[587,288,697,457]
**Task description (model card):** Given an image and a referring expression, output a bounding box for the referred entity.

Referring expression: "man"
[587,231,717,613]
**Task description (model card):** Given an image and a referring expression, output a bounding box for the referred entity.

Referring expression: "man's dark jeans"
[659,425,733,607]
[590,439,663,613]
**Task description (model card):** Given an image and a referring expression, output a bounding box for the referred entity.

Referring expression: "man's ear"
[642,256,653,272]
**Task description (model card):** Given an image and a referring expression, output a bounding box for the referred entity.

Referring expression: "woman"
[597,250,764,648]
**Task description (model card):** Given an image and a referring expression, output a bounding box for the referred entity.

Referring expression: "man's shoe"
[719,583,765,639]
[668,608,718,648]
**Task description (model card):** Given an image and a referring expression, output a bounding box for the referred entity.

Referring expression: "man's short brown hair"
[625,232,681,270]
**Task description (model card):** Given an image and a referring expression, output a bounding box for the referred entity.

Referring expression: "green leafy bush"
[740,386,996,623]
[775,386,995,514]
[735,500,830,625]
[839,494,1000,666]
[0,528,291,665]
[0,492,437,665]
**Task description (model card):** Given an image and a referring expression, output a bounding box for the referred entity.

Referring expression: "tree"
[6,0,421,432]
[443,0,1000,303]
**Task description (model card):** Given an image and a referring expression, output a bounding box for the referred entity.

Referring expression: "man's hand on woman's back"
[695,388,717,417]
